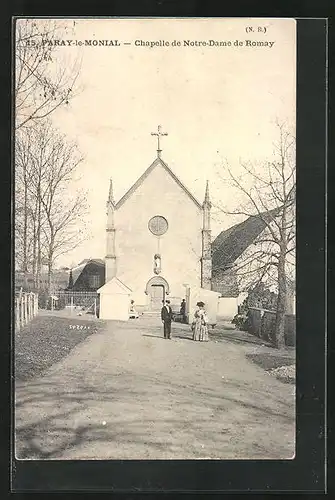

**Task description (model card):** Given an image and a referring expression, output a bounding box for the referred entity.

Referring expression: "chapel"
[104,127,212,312]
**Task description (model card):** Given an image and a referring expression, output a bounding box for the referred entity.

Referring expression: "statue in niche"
[154,254,161,274]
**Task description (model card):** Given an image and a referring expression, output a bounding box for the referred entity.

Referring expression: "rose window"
[148,216,168,236]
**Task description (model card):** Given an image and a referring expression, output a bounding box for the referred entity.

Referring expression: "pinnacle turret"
[107,178,115,205]
[203,180,211,208]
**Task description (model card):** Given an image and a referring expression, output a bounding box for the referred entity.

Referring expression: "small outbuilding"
[185,285,220,326]
[97,277,132,321]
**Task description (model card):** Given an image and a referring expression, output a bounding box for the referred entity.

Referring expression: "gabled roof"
[114,156,202,209]
[70,258,104,272]
[212,207,281,270]
[70,259,105,285]
[97,276,132,294]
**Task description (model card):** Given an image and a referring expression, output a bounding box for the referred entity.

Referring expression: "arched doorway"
[145,276,170,311]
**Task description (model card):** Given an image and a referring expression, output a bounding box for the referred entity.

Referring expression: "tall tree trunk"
[23,167,28,289]
[273,170,289,349]
[274,251,287,348]
[47,240,54,295]
[32,196,38,288]
[32,220,37,288]
[36,174,42,290]
[47,260,53,295]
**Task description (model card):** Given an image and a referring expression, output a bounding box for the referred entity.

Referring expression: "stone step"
[142,311,161,316]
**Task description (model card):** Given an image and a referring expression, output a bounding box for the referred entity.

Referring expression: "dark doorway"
[149,284,165,310]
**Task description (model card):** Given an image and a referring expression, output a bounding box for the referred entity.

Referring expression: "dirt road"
[15,316,295,459]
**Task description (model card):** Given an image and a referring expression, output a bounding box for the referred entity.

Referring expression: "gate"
[57,291,99,309]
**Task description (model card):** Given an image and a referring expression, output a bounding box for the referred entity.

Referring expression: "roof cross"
[151,125,168,158]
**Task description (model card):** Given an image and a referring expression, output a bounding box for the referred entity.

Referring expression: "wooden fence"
[247,307,296,347]
[56,291,99,308]
[15,292,38,331]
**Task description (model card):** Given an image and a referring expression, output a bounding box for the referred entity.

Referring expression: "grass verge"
[246,352,296,384]
[15,315,105,381]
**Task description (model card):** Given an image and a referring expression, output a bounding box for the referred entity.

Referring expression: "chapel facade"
[105,146,212,312]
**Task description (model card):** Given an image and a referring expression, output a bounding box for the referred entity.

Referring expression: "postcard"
[14,17,296,461]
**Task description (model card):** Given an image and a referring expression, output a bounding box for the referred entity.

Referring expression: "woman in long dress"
[129,300,139,319]
[192,301,209,342]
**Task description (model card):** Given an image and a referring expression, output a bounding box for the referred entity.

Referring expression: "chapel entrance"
[145,276,170,311]
[149,284,165,310]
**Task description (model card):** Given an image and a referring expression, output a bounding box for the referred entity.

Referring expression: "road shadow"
[15,368,295,460]
[172,335,194,341]
[142,333,194,342]
[142,334,166,340]
[209,329,274,348]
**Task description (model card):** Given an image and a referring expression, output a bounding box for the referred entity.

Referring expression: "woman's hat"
[196,301,205,307]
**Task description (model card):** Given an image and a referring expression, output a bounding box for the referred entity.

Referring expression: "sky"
[25,18,296,268]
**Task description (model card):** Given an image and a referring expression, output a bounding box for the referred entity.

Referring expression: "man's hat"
[196,301,205,307]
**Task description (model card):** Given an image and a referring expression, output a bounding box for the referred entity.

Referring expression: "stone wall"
[247,307,296,347]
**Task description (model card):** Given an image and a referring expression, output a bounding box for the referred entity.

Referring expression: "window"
[89,274,100,288]
[148,215,168,236]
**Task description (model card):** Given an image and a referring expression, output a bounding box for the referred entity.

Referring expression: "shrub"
[55,295,66,310]
[38,292,66,310]
[231,312,248,330]
[38,291,49,309]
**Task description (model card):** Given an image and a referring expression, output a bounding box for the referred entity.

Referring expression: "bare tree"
[15,121,89,292]
[15,128,47,287]
[15,130,32,282]
[14,19,83,290]
[15,19,80,129]
[31,122,88,292]
[215,122,296,348]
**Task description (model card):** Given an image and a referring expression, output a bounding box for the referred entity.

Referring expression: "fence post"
[25,294,28,325]
[30,294,33,321]
[28,294,31,323]
[94,298,97,318]
[15,298,17,331]
[31,294,34,319]
[15,292,38,331]
[19,296,21,329]
[26,294,29,325]
[22,295,24,326]
[20,295,24,328]
[24,295,26,325]
[22,294,25,326]
[15,298,20,331]
[19,297,22,330]
[19,296,22,328]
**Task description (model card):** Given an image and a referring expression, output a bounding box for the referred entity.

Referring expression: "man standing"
[180,299,186,323]
[161,299,173,339]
